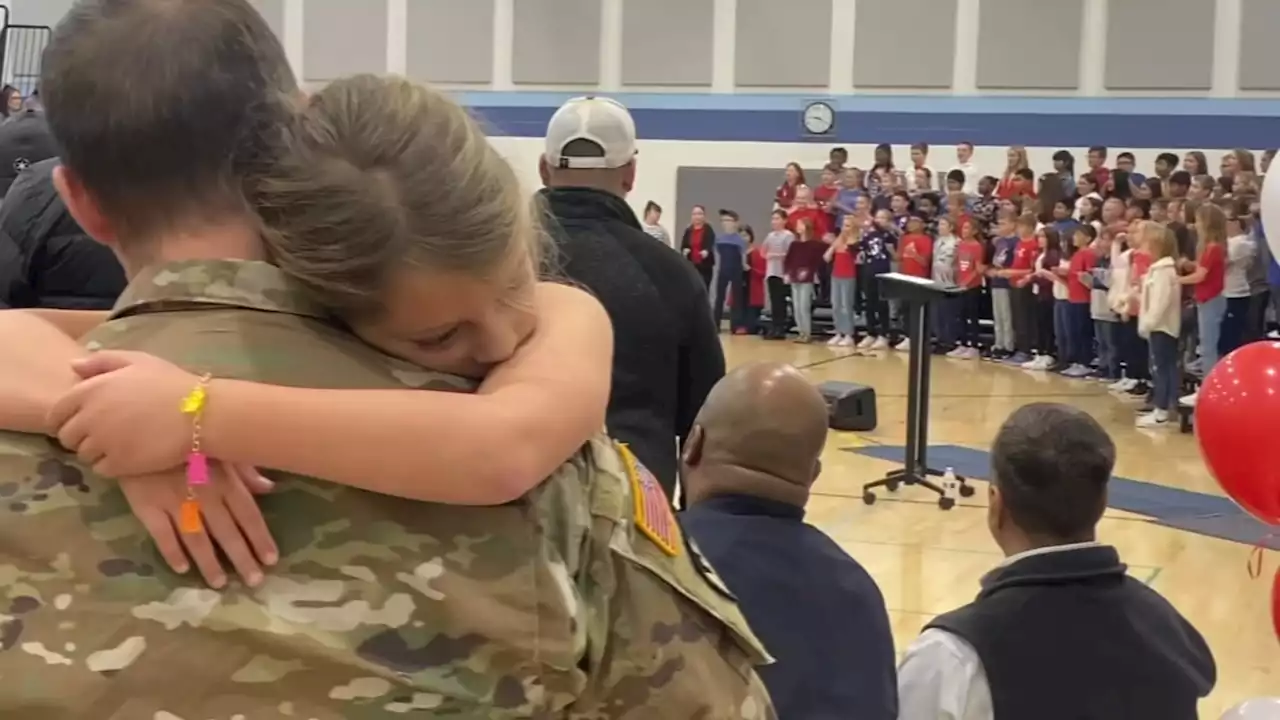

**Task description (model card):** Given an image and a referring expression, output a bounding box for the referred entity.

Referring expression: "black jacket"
[540,187,724,494]
[927,545,1215,720]
[680,223,717,275]
[0,158,126,310]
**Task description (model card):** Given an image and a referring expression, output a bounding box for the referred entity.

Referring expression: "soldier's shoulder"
[571,437,774,665]
[85,309,477,393]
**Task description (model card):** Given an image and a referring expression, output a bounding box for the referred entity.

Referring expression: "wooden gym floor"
[720,336,1279,716]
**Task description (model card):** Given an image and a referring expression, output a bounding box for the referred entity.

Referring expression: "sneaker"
[827,335,843,346]
[1136,410,1170,428]
[1062,364,1092,378]
[894,338,911,352]
[1005,352,1032,365]
[1025,355,1052,370]
[1109,378,1136,392]
[1179,392,1198,407]
[837,336,854,347]
[962,347,980,359]
[1126,382,1150,397]
[1047,361,1069,373]
[870,336,889,350]
[857,335,876,350]
[946,346,967,358]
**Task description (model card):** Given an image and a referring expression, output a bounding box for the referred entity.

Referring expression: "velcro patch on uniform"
[686,535,737,601]
[619,444,680,557]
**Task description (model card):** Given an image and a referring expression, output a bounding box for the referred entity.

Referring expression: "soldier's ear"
[53,164,116,246]
[682,425,704,468]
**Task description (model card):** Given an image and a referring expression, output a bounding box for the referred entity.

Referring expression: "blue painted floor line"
[845,444,1277,550]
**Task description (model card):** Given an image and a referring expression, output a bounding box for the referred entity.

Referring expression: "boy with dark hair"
[1154,152,1179,181]
[712,209,747,331]
[915,193,941,236]
[829,146,848,171]
[898,404,1215,720]
[1013,167,1037,201]
[641,200,670,244]
[1115,151,1136,174]
[762,209,795,339]
[972,176,999,240]
[1168,170,1191,199]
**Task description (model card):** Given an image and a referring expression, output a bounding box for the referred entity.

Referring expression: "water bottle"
[942,467,959,500]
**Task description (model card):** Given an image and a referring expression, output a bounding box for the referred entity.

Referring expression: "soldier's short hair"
[41,0,298,238]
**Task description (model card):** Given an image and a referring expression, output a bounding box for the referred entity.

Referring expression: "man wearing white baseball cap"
[539,96,723,502]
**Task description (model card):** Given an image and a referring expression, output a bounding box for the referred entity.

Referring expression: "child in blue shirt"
[1050,199,1081,239]
[712,209,748,331]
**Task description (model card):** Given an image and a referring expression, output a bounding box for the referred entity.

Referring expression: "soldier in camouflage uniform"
[0,1,776,718]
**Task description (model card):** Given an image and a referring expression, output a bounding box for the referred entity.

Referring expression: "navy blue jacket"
[681,494,897,720]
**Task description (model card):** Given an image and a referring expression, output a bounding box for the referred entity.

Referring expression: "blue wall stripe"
[456,91,1280,116]
[461,92,1280,148]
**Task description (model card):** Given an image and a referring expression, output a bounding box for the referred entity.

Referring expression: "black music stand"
[861,273,975,510]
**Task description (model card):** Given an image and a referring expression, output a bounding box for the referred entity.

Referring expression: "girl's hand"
[120,462,277,589]
[48,351,204,478]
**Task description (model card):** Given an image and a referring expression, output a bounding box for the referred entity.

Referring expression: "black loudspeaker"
[816,381,877,431]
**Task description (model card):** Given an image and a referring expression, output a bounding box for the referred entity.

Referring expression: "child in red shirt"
[787,185,832,239]
[740,225,767,335]
[825,214,859,346]
[1178,204,1229,391]
[776,162,804,209]
[899,216,933,278]
[1058,226,1098,375]
[954,221,986,358]
[1001,213,1041,362]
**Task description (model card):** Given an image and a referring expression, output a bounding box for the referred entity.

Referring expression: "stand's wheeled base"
[1178,403,1194,434]
[862,467,975,510]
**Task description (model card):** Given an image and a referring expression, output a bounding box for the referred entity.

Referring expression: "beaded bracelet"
[178,374,212,534]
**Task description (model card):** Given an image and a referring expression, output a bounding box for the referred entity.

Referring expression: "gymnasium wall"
[11,0,1280,97]
[8,0,1278,239]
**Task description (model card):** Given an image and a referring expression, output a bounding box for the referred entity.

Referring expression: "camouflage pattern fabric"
[0,260,776,719]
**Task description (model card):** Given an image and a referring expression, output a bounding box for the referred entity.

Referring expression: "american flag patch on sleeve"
[618,444,680,557]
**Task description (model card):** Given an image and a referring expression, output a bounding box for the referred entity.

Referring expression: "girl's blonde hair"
[1194,202,1227,259]
[1143,221,1177,261]
[1005,146,1029,173]
[253,74,542,318]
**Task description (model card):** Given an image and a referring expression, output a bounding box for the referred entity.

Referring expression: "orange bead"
[179,500,203,534]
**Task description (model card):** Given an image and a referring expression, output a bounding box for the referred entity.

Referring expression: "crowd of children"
[677,144,1276,429]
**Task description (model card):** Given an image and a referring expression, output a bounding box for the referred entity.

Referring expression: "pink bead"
[187,452,210,486]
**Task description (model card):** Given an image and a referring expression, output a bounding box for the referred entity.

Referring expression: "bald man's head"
[682,362,829,503]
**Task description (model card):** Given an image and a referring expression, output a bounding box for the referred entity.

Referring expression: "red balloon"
[1195,342,1280,525]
